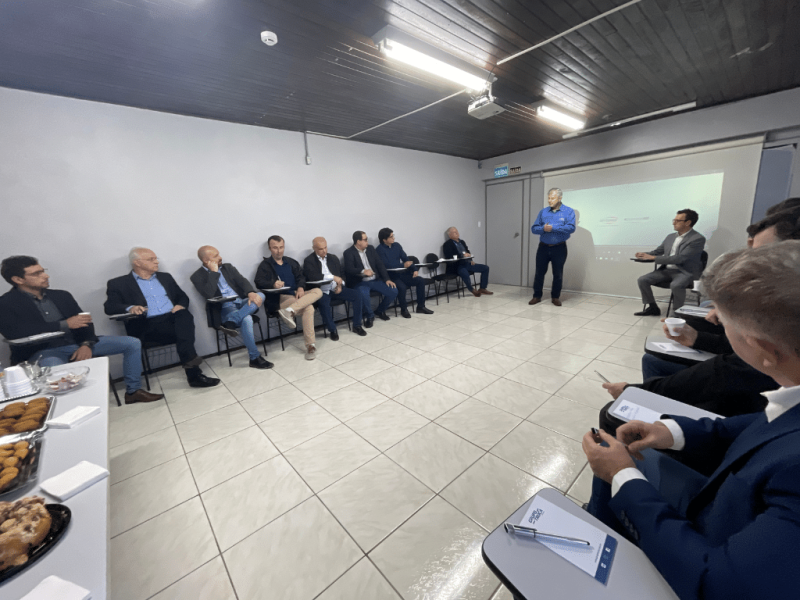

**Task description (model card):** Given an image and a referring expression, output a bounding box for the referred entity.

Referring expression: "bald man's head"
[313,237,328,258]
[198,245,222,268]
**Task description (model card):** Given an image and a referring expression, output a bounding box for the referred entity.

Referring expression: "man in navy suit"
[342,231,397,326]
[583,240,800,599]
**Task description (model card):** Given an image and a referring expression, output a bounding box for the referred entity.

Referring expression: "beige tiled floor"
[108,285,667,600]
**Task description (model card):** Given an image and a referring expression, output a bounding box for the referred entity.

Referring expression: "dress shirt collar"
[762,385,800,423]
[549,205,562,213]
[317,255,327,264]
[132,271,157,281]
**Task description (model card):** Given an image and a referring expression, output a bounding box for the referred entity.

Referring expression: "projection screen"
[541,137,763,297]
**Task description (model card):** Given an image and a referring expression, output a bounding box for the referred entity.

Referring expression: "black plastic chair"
[648,251,709,314]
[205,302,268,366]
[426,252,460,303]
[321,294,352,338]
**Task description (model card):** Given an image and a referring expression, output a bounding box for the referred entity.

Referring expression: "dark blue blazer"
[342,245,389,288]
[442,238,472,274]
[610,405,800,599]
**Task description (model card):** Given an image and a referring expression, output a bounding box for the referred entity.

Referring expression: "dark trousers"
[389,269,428,309]
[317,287,363,331]
[356,280,398,317]
[456,263,489,291]
[139,310,198,364]
[642,353,688,380]
[533,242,568,299]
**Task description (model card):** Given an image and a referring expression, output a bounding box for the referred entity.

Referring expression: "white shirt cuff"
[659,418,685,450]
[611,468,647,497]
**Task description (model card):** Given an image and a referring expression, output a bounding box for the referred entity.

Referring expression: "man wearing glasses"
[0,255,164,404]
[343,231,397,327]
[634,209,705,316]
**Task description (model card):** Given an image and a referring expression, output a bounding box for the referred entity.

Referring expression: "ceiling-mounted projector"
[468,88,505,120]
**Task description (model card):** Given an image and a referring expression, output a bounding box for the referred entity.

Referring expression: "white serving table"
[2,356,109,599]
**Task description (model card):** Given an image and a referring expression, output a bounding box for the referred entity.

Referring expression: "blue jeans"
[456,263,490,291]
[356,280,398,317]
[533,242,568,299]
[32,335,143,394]
[220,294,265,360]
[317,287,363,332]
[586,448,708,542]
[642,353,688,381]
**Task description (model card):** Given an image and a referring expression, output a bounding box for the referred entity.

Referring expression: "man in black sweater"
[0,255,163,404]
[105,247,219,388]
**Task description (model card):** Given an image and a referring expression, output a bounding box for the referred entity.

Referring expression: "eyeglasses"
[140,257,159,262]
[672,219,687,223]
[26,269,48,277]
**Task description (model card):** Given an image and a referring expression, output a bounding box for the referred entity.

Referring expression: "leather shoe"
[634,305,661,317]
[249,356,274,369]
[551,298,562,307]
[470,289,481,297]
[330,330,340,341]
[353,326,367,336]
[478,289,493,295]
[364,318,374,328]
[416,306,434,315]
[219,321,240,337]
[188,373,220,388]
[528,297,541,305]
[124,389,164,405]
[375,312,390,321]
[401,309,411,319]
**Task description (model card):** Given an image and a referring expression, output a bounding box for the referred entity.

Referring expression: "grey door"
[486,180,524,285]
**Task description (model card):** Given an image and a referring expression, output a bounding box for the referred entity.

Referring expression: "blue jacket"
[610,406,800,599]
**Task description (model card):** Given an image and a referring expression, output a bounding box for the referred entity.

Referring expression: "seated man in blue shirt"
[582,241,800,600]
[376,228,433,318]
[529,188,576,307]
[190,245,272,370]
[254,236,323,361]
[0,255,164,405]
[105,247,220,388]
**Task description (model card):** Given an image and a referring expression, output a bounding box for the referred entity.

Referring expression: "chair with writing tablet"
[205,300,268,367]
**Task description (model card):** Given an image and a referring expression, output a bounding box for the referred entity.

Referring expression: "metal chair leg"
[141,348,151,391]
[223,331,232,366]
[256,319,268,356]
[109,374,121,407]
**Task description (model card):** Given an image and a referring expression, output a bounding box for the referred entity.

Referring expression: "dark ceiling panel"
[0,0,797,160]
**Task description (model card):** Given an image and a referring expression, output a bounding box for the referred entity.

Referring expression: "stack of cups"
[3,366,35,398]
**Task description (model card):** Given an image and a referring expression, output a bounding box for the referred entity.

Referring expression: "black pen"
[504,523,590,546]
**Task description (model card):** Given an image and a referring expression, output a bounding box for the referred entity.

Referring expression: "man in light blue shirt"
[530,187,576,306]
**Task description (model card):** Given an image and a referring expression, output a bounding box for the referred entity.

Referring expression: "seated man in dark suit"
[443,227,491,297]
[584,240,800,600]
[376,228,433,318]
[190,245,272,370]
[634,209,706,316]
[343,231,398,326]
[303,237,367,340]
[0,255,163,404]
[254,235,323,361]
[104,247,219,388]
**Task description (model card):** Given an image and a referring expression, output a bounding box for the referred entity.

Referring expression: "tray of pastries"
[0,439,43,496]
[0,396,56,442]
[0,496,71,581]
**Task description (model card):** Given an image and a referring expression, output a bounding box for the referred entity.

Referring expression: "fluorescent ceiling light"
[380,39,488,92]
[536,105,585,130]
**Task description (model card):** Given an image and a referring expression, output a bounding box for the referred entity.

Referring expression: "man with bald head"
[303,237,367,340]
[105,247,220,387]
[190,246,272,369]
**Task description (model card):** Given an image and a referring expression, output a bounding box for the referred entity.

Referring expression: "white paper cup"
[452,255,458,260]
[665,318,686,336]
[692,280,701,291]
[3,366,29,384]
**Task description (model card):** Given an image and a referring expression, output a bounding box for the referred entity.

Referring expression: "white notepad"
[47,406,101,429]
[519,496,617,584]
[610,399,663,424]
[652,342,699,354]
[21,575,91,600]
[40,461,109,501]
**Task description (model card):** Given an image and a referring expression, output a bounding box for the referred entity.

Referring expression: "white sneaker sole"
[277,310,297,329]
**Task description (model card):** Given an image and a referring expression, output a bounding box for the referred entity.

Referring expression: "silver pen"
[594,370,610,383]
[504,522,590,546]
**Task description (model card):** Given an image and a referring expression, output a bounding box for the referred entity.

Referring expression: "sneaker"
[277,308,297,329]
[305,345,316,361]
[249,356,274,369]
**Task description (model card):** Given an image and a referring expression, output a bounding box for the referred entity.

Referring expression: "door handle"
[513,232,520,238]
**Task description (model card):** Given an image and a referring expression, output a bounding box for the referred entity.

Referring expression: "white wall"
[0,87,484,370]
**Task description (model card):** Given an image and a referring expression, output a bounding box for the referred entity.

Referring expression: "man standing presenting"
[634,209,705,316]
[303,237,367,339]
[190,245,273,370]
[254,236,322,360]
[529,188,576,306]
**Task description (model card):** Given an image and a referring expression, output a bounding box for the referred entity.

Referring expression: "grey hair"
[128,247,148,265]
[548,188,563,200]
[703,240,800,356]
[446,226,457,235]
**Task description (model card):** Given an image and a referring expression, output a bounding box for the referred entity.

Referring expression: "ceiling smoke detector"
[261,31,278,46]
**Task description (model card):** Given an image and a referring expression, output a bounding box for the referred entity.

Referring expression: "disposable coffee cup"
[665,318,686,336]
[692,280,701,291]
[452,255,458,260]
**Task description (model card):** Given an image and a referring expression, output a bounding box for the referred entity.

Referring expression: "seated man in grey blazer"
[190,245,273,369]
[634,209,706,316]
